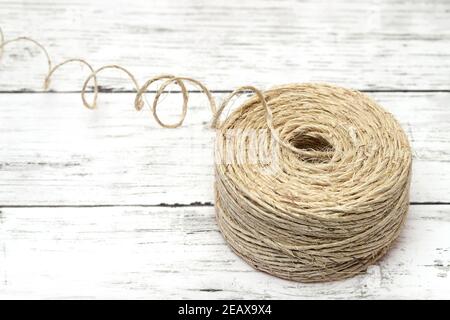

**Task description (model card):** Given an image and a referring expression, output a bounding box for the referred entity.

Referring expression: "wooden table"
[0,0,449,299]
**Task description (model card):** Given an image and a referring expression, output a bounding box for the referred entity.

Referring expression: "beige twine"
[0,28,412,282]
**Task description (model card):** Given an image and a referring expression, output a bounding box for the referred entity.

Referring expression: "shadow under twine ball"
[214,83,412,282]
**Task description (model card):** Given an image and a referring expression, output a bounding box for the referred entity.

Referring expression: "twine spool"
[213,84,412,282]
[0,28,412,282]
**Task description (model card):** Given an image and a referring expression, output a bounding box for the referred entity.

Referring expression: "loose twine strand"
[0,27,412,282]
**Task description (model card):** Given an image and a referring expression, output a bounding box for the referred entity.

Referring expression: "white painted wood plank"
[0,0,449,91]
[0,92,449,205]
[0,205,448,299]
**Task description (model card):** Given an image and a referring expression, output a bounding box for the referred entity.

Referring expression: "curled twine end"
[81,88,97,110]
[82,96,97,110]
[86,103,97,110]
[0,27,306,153]
[0,27,223,131]
[211,113,220,130]
[135,96,145,111]
[43,76,51,90]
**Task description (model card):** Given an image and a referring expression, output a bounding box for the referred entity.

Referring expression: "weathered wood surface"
[1,0,450,300]
[0,205,449,299]
[0,0,450,91]
[0,92,449,205]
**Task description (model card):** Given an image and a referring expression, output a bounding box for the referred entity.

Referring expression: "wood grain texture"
[0,0,449,91]
[0,205,448,299]
[1,0,449,299]
[1,92,449,205]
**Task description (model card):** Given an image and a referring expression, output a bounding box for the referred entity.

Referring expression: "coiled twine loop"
[214,84,412,282]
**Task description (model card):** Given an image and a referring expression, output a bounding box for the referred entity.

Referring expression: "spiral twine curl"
[0,27,412,282]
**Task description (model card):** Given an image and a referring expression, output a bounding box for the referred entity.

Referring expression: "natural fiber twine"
[0,28,412,282]
[214,84,412,282]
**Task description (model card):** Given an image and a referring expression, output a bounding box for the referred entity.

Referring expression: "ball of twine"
[1,28,412,282]
[213,84,412,282]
